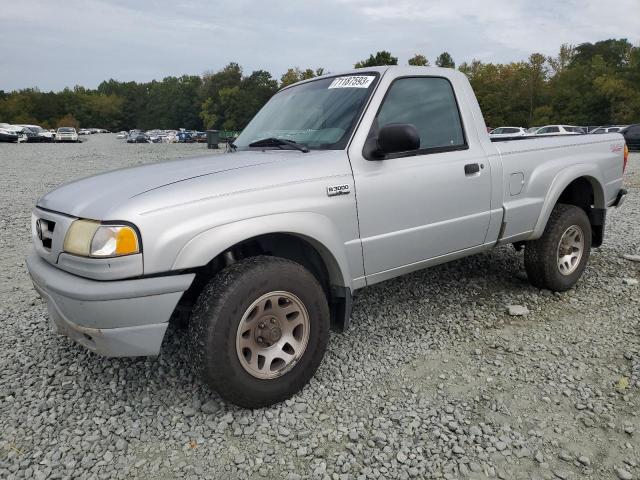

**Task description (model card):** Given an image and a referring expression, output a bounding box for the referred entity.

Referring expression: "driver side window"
[376,77,466,152]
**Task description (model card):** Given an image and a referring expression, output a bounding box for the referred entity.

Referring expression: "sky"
[1,0,639,92]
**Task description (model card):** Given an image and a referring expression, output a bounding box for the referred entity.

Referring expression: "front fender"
[531,164,606,239]
[171,212,359,290]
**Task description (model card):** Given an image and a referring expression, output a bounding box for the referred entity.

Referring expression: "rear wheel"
[525,204,592,291]
[188,256,330,408]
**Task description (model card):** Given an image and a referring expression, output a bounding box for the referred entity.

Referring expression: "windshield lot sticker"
[328,76,375,89]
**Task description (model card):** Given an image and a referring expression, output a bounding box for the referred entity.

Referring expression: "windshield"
[58,128,75,133]
[233,73,379,150]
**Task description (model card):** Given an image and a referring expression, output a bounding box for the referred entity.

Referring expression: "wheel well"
[557,177,594,211]
[171,234,351,330]
[556,177,605,247]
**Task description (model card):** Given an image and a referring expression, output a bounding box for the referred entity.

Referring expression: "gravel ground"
[0,135,639,480]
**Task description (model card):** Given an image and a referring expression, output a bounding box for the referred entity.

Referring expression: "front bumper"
[26,253,195,357]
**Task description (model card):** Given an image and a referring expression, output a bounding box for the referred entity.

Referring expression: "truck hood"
[37,151,285,219]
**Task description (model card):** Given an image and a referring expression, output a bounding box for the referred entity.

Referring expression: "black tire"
[188,256,330,408]
[525,203,592,292]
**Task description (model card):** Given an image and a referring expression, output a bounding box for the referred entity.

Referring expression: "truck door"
[348,76,492,280]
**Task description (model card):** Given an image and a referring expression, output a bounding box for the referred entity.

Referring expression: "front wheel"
[525,203,592,291]
[188,256,330,408]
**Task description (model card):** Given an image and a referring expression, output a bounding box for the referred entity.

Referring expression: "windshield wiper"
[248,137,309,153]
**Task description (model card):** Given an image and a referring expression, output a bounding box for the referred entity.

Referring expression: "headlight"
[63,219,140,257]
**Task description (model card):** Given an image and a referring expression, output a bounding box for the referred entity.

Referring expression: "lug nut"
[270,318,276,324]
[259,322,265,329]
[257,336,264,343]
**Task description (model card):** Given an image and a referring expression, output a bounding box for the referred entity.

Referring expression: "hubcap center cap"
[267,326,282,342]
[255,316,282,345]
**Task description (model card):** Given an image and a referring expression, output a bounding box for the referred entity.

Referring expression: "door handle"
[464,163,480,175]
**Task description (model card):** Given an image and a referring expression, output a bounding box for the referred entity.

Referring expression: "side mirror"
[364,123,420,160]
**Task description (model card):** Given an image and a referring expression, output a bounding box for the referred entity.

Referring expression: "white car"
[592,126,625,134]
[116,131,127,139]
[78,129,92,135]
[533,125,584,136]
[489,127,527,138]
[55,127,79,142]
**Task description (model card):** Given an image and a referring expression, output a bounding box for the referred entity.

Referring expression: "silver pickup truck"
[27,66,628,408]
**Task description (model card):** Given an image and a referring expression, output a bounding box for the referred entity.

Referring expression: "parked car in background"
[620,124,640,150]
[176,131,193,143]
[0,126,20,142]
[116,131,127,139]
[4,125,43,143]
[592,126,625,134]
[21,125,55,142]
[164,131,178,143]
[55,127,79,143]
[147,131,162,143]
[193,131,207,143]
[489,127,527,138]
[127,131,149,143]
[13,127,41,142]
[2,124,28,142]
[25,127,49,142]
[532,125,583,136]
[78,129,92,135]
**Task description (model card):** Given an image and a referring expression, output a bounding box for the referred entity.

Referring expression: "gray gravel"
[1,135,639,480]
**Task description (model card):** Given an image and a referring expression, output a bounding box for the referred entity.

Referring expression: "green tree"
[548,44,575,75]
[1,40,638,135]
[56,113,80,129]
[199,63,243,129]
[435,52,455,68]
[279,67,324,88]
[408,54,429,66]
[355,51,398,68]
[526,53,549,124]
[280,68,302,88]
[205,69,278,131]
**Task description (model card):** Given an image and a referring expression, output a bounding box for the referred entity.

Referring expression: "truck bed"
[489,132,625,243]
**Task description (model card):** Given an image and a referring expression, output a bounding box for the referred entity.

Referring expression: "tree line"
[0,39,638,131]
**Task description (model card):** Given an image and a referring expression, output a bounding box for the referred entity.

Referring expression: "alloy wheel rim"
[556,225,584,276]
[235,291,310,379]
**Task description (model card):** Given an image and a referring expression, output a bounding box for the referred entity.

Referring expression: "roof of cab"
[280,65,462,91]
